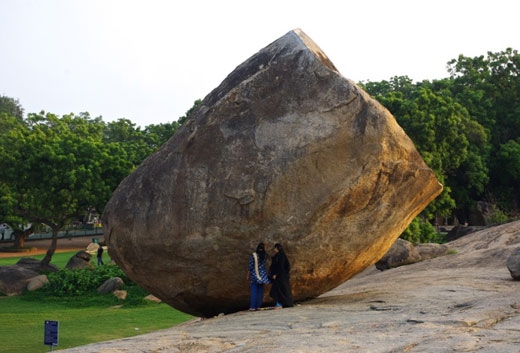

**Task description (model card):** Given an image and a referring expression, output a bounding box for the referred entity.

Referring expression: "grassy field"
[0,251,194,353]
[0,250,84,268]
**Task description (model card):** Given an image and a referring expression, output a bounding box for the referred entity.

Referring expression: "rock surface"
[506,247,520,280]
[65,250,92,270]
[26,274,48,291]
[16,256,59,272]
[447,225,488,241]
[102,29,442,317]
[0,265,39,295]
[414,242,451,260]
[375,238,422,270]
[97,277,124,294]
[55,221,520,353]
[376,239,453,270]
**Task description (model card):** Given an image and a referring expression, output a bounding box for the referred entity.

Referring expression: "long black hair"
[256,242,267,262]
[273,243,290,271]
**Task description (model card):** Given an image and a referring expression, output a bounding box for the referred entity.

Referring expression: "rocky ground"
[50,221,520,352]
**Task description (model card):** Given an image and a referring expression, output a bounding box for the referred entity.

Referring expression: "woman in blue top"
[247,242,270,311]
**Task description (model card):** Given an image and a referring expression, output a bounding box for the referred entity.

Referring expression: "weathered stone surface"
[0,265,39,295]
[376,240,452,271]
[102,29,442,317]
[446,225,488,242]
[16,257,44,269]
[506,248,520,280]
[414,242,451,260]
[86,242,100,254]
[144,294,162,303]
[65,250,92,270]
[97,277,124,294]
[27,274,48,291]
[16,257,59,273]
[375,238,421,270]
[469,200,495,225]
[113,289,127,300]
[54,221,520,353]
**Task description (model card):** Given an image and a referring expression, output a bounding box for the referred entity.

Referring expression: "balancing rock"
[102,28,442,317]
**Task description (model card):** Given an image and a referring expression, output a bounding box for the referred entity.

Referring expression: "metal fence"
[0,224,103,242]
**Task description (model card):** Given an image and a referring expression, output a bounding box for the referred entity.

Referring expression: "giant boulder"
[102,28,442,317]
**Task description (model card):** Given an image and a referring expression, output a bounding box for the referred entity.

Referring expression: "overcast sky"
[1,0,518,127]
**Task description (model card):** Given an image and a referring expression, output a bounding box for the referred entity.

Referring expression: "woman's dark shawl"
[269,250,294,307]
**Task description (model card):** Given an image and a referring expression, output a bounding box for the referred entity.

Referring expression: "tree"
[0,112,133,264]
[0,95,24,121]
[491,139,520,210]
[142,121,180,150]
[102,118,152,168]
[0,113,34,247]
[178,99,201,125]
[446,48,520,212]
[361,77,488,223]
[447,48,520,145]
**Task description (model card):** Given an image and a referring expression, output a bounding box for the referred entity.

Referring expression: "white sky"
[1,0,518,127]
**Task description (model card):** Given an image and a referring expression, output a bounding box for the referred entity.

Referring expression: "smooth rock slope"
[58,221,520,353]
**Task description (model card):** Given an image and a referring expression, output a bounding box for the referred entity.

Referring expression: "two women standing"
[247,242,293,311]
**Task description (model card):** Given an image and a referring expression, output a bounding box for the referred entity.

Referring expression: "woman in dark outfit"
[269,243,294,308]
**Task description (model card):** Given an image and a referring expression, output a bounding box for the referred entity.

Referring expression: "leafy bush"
[46,264,133,296]
[400,217,437,244]
[91,263,134,284]
[486,207,510,225]
[23,284,151,308]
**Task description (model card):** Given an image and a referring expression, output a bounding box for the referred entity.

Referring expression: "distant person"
[269,243,294,308]
[97,245,104,266]
[247,242,270,311]
[0,223,6,240]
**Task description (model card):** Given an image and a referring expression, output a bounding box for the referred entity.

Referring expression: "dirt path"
[0,235,104,258]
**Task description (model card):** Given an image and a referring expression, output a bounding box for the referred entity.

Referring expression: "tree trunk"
[13,232,24,248]
[41,227,60,266]
[12,225,35,248]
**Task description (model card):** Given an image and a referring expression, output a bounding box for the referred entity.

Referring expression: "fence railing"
[0,224,103,242]
[27,227,104,240]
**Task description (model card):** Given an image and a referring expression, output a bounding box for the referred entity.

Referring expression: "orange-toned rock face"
[102,29,442,317]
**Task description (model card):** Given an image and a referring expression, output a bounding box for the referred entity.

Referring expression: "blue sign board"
[44,320,59,347]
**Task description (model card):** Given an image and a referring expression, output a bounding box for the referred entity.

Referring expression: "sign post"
[44,320,59,351]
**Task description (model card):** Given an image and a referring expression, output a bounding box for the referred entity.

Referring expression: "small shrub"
[429,231,447,244]
[92,263,134,285]
[486,207,510,225]
[46,264,133,296]
[21,285,153,308]
[400,217,437,244]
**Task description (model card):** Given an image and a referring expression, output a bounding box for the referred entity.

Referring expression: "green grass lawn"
[0,250,99,268]
[0,251,108,268]
[0,251,194,353]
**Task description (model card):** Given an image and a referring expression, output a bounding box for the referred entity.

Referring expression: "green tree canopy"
[0,95,24,121]
[446,48,520,212]
[0,112,133,263]
[361,77,488,222]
